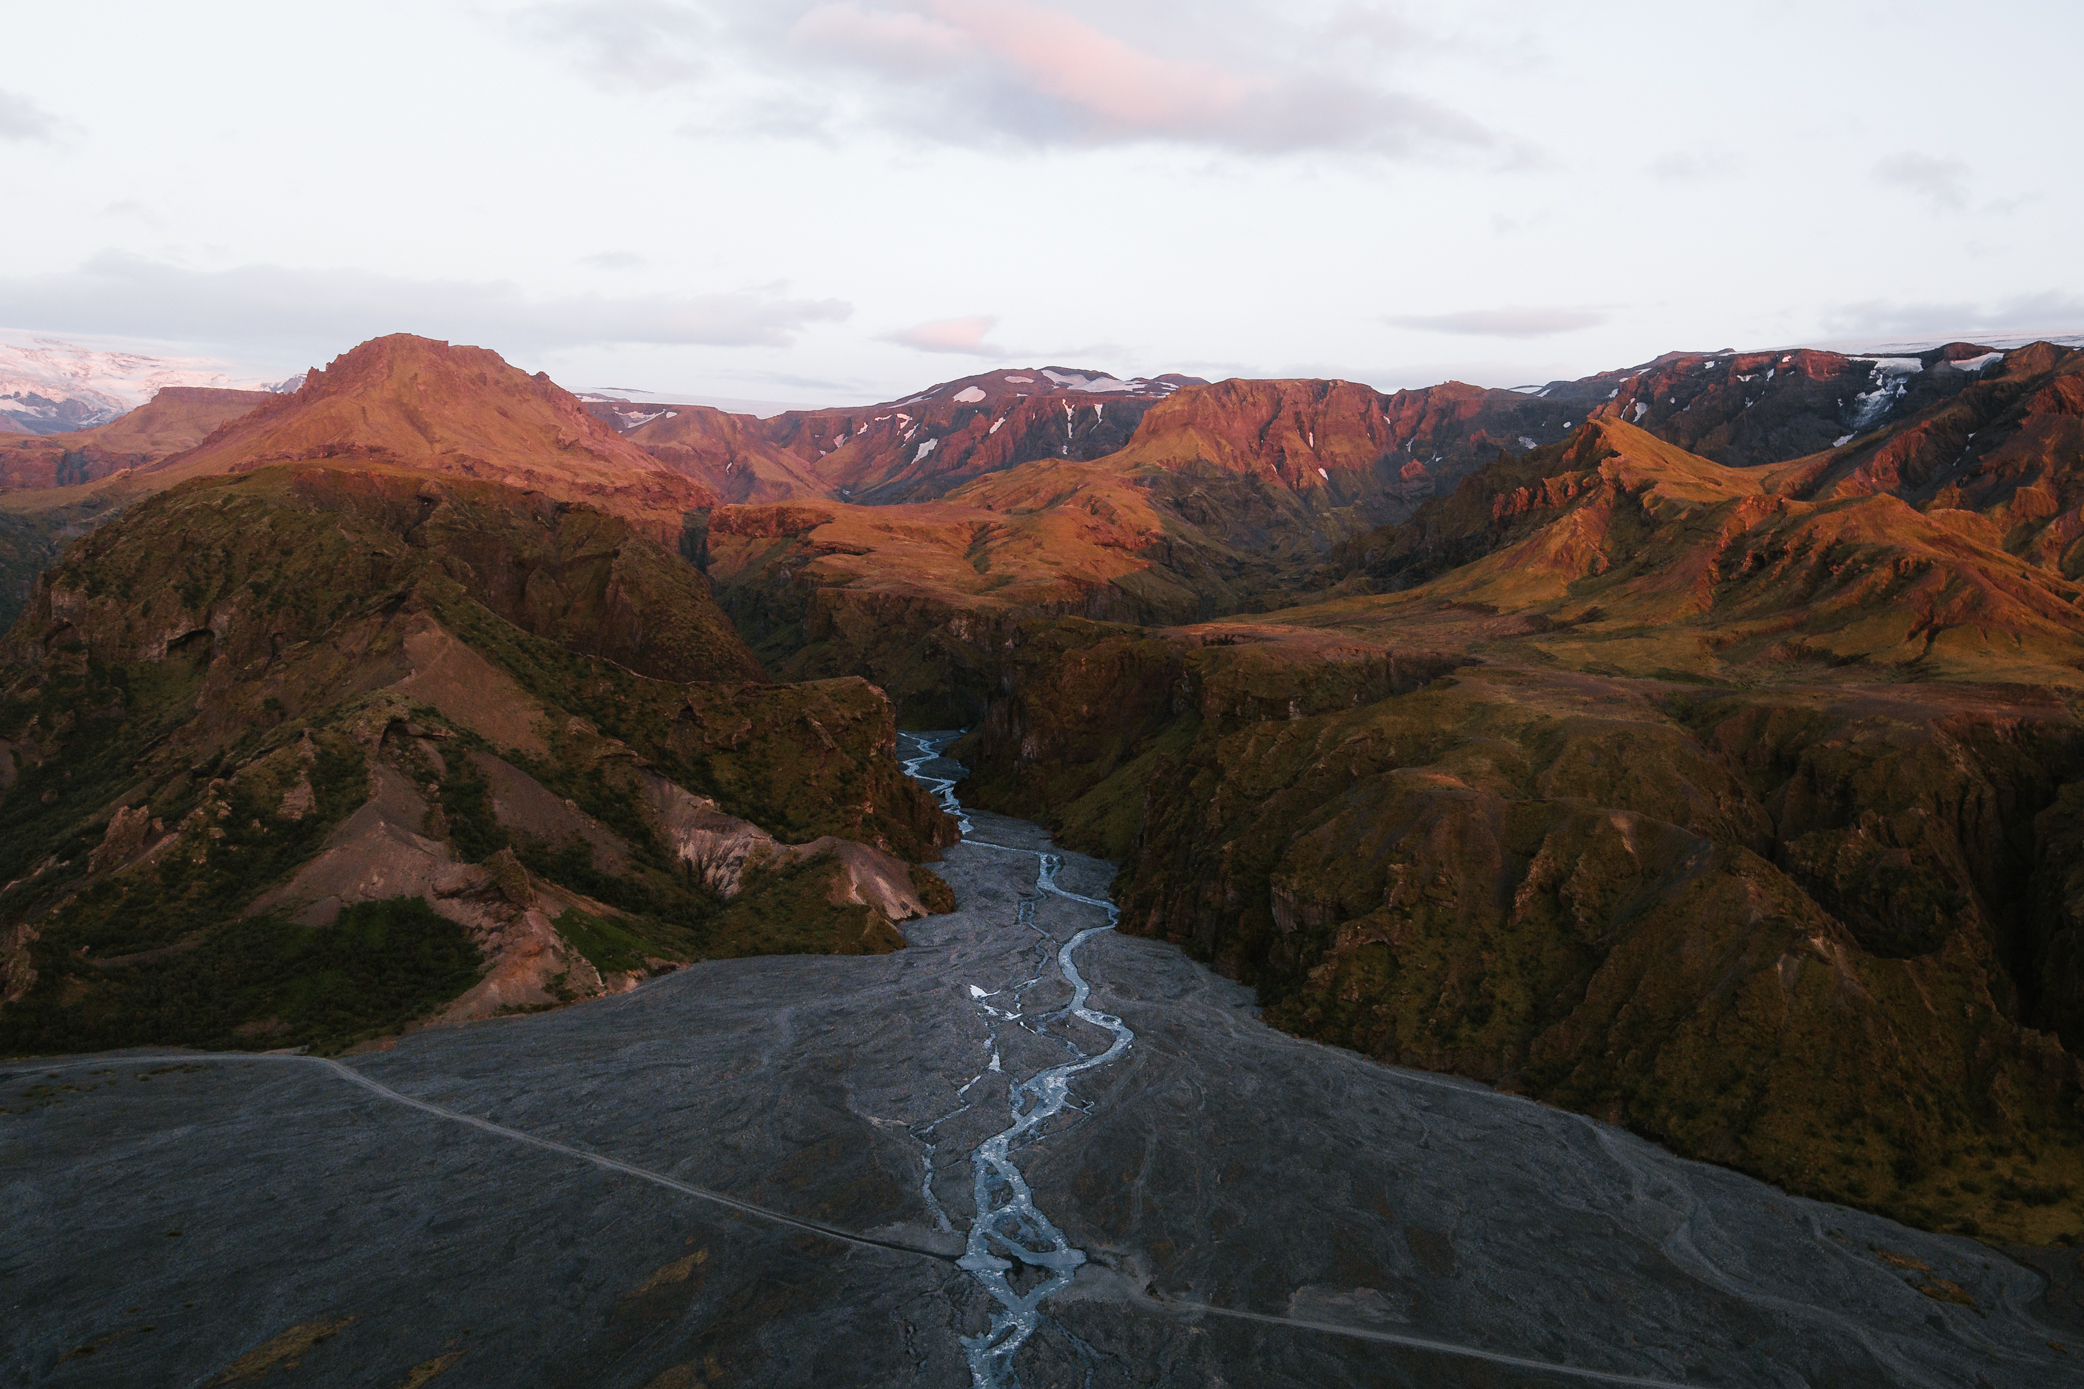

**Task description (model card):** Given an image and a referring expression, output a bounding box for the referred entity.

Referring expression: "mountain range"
[6,328,2084,1257]
[0,337,298,435]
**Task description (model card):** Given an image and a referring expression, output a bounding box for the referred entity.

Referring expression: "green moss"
[909,863,957,915]
[708,854,903,958]
[963,625,2084,1245]
[553,908,659,977]
[0,896,482,1057]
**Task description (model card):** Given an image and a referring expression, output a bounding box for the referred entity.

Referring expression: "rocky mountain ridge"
[0,337,295,435]
[0,386,274,490]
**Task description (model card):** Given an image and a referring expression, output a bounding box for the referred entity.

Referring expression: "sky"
[1,0,2079,407]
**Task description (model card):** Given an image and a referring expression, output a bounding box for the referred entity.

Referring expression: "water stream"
[899,732,1135,1389]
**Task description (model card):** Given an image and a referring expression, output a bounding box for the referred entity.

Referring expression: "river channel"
[1,738,2074,1387]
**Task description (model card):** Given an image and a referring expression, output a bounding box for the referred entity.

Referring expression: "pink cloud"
[930,0,1249,138]
[882,314,1008,355]
[788,1,1491,155]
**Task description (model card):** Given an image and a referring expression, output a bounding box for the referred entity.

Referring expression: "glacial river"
[900,731,1137,1388]
[3,739,2071,1387]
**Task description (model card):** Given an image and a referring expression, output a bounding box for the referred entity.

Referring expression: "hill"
[612,402,831,504]
[0,386,273,489]
[0,463,954,1057]
[949,413,2084,1246]
[125,335,720,542]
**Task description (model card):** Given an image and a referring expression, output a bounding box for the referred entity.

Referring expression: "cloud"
[100,200,164,228]
[516,0,1497,158]
[0,252,851,352]
[1820,291,2084,340]
[788,0,1493,155]
[1385,306,1606,338]
[1645,148,1744,182]
[511,1,712,90]
[0,89,57,143]
[881,314,1010,355]
[580,250,647,268]
[1873,152,1969,211]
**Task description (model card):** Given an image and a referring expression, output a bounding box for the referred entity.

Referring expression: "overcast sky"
[2,1,2078,406]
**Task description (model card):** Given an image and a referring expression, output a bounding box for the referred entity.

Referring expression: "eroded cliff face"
[957,629,2084,1245]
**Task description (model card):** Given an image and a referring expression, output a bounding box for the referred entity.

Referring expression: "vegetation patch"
[1,897,483,1057]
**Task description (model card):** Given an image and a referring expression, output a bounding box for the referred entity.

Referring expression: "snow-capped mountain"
[0,337,300,435]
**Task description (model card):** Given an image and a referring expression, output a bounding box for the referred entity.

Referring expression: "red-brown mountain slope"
[0,387,273,490]
[134,336,717,543]
[612,404,830,504]
[1329,417,2084,685]
[1765,343,2084,575]
[1573,343,1999,467]
[766,366,1203,504]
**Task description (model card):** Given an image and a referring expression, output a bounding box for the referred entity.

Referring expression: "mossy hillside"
[548,851,905,979]
[434,592,952,859]
[281,467,762,684]
[1,464,953,1054]
[418,746,905,971]
[0,689,461,1056]
[960,632,2084,1245]
[952,622,1458,858]
[1,897,482,1057]
[5,462,948,861]
[13,464,760,685]
[0,510,59,634]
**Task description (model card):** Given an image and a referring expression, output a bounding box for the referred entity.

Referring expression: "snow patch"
[953,386,987,404]
[1518,436,1539,450]
[1848,358,1921,428]
[1316,466,1328,479]
[0,337,281,433]
[915,438,939,463]
[1002,375,1033,384]
[1632,401,1648,422]
[1834,434,1854,447]
[1945,351,2003,374]
[989,416,1006,435]
[1042,369,1133,393]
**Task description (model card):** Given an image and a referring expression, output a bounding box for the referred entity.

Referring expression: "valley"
[5,747,2072,1387]
[5,331,2084,1385]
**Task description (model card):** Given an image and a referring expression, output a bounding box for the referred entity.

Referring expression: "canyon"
[5,331,2084,1386]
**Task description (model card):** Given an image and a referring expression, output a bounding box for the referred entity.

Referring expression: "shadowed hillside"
[952,412,2084,1247]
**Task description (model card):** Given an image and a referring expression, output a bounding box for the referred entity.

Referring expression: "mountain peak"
[139,333,718,541]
